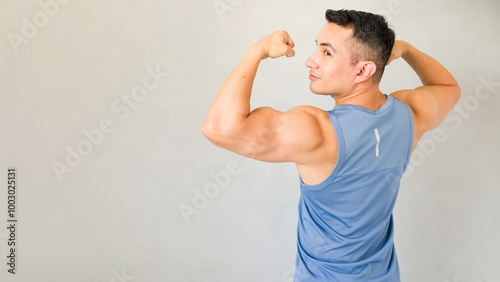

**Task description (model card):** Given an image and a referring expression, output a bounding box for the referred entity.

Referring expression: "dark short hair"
[325,9,395,83]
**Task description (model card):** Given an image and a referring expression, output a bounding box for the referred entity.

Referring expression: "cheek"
[326,62,354,83]
[322,63,339,77]
[321,66,340,85]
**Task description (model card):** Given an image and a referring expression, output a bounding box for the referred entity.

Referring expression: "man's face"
[306,23,358,96]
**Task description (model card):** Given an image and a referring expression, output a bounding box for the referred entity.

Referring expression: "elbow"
[201,119,235,145]
[452,83,461,105]
[201,120,217,141]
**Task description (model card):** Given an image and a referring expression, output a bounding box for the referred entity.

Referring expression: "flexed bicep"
[207,106,325,163]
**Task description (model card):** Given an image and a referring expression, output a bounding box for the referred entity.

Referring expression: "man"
[201,9,460,281]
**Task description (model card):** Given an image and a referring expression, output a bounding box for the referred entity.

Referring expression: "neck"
[331,84,386,111]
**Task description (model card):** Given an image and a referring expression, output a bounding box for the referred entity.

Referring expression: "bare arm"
[389,41,461,135]
[201,31,326,163]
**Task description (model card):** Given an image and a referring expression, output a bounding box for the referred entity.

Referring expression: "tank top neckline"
[332,94,394,115]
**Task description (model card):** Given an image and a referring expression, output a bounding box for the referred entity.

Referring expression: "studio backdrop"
[1,0,499,281]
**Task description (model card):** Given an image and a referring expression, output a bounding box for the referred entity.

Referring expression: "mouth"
[309,72,320,80]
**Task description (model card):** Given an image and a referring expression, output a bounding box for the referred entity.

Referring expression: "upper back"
[329,95,413,177]
[294,95,414,280]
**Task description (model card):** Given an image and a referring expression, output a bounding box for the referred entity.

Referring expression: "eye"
[324,50,331,56]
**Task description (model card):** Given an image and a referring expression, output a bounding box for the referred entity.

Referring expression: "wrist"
[247,44,267,61]
[400,41,412,60]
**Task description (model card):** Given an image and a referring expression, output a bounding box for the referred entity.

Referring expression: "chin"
[309,85,320,94]
[310,86,329,95]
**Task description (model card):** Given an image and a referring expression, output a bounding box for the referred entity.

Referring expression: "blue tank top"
[294,95,413,281]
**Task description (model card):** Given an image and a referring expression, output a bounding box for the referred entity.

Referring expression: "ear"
[354,61,377,83]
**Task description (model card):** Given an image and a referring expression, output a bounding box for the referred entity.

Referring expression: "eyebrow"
[315,40,337,53]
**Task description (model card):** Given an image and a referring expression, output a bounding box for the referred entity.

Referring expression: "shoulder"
[285,106,338,183]
[286,105,327,115]
[283,105,332,136]
[284,105,330,124]
[286,104,337,155]
[390,89,439,148]
[263,105,334,162]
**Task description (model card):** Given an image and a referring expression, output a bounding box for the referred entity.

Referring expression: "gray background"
[1,0,499,281]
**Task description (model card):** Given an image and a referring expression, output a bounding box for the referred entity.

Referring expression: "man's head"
[306,9,395,95]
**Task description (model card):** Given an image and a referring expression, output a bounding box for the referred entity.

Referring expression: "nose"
[305,52,318,69]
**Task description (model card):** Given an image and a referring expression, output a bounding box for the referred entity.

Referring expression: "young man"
[202,9,460,281]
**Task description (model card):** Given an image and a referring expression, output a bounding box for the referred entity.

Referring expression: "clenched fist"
[386,40,409,65]
[250,30,295,60]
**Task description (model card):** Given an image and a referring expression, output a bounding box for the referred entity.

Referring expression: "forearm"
[202,46,264,136]
[202,30,295,141]
[402,42,459,87]
[391,41,461,132]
